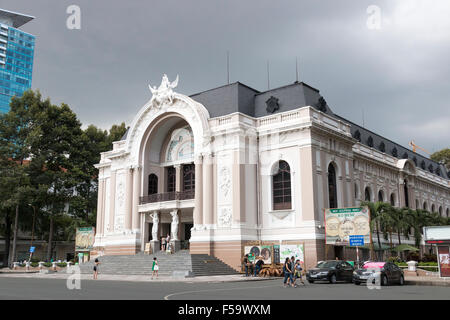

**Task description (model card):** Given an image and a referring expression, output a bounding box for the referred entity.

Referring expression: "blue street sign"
[29,246,35,253]
[349,235,364,247]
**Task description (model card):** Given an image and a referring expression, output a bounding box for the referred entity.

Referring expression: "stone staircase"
[79,250,239,277]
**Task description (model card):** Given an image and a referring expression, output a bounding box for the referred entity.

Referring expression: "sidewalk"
[405,275,450,287]
[0,271,278,283]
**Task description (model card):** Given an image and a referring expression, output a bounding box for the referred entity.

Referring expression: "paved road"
[0,277,449,300]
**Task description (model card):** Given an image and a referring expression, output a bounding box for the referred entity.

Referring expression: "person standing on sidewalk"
[242,254,250,277]
[254,256,264,277]
[151,257,159,279]
[161,236,166,251]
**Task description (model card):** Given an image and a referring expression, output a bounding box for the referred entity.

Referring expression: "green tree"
[24,93,84,261]
[430,148,450,171]
[361,201,391,260]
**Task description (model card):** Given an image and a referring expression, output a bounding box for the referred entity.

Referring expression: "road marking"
[164,283,282,300]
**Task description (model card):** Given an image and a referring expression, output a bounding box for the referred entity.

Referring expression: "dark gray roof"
[122,81,449,180]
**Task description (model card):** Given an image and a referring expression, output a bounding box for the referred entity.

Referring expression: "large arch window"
[404,179,409,208]
[378,190,384,202]
[272,161,292,210]
[148,174,158,195]
[390,193,396,206]
[431,204,436,213]
[439,206,443,216]
[328,163,338,208]
[364,187,372,202]
[182,164,195,192]
[447,208,449,218]
[423,202,428,211]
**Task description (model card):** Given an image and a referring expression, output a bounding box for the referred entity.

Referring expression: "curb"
[405,280,450,287]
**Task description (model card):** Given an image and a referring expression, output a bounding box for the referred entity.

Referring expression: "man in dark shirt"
[254,256,264,277]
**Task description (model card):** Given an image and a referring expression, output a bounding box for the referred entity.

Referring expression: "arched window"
[354,183,359,200]
[272,161,292,210]
[447,208,449,218]
[423,202,428,211]
[439,206,443,216]
[364,187,371,202]
[182,164,195,192]
[415,199,419,209]
[378,190,384,202]
[404,179,409,208]
[390,193,395,206]
[431,204,435,213]
[328,163,338,208]
[148,174,158,195]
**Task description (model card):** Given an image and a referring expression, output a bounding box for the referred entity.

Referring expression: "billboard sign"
[75,227,95,251]
[325,207,370,245]
[280,244,304,263]
[437,246,450,278]
[244,245,272,264]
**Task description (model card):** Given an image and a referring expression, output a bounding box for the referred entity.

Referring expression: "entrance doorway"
[183,223,193,249]
[334,246,344,260]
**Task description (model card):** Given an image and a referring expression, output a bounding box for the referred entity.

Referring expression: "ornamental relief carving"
[219,166,231,201]
[218,207,232,227]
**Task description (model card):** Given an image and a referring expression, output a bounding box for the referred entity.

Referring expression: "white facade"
[94,76,450,270]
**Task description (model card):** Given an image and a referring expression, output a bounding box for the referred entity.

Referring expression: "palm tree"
[361,201,390,260]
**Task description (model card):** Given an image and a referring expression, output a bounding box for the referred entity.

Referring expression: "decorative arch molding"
[125,91,211,166]
[397,159,417,176]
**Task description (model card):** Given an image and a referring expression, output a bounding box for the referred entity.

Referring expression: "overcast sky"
[4,0,450,154]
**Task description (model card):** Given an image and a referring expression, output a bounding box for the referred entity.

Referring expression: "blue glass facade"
[0,24,35,114]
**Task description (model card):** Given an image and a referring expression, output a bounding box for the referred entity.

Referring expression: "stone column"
[125,167,133,230]
[203,153,214,226]
[150,211,160,253]
[109,171,116,232]
[194,155,203,227]
[132,166,141,231]
[175,164,182,192]
[96,178,105,235]
[170,209,181,252]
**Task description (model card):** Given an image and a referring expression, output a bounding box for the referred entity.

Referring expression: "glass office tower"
[0,9,35,114]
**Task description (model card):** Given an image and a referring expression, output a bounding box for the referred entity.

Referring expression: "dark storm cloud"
[4,0,449,153]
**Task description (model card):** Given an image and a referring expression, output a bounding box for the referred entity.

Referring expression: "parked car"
[306,260,354,284]
[353,261,404,286]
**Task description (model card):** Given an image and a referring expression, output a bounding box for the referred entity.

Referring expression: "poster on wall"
[273,245,280,264]
[437,246,450,278]
[244,245,272,264]
[260,245,272,264]
[75,227,95,251]
[325,207,370,245]
[280,244,304,263]
[244,246,260,262]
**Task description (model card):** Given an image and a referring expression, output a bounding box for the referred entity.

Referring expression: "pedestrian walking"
[283,257,293,287]
[290,256,296,287]
[151,257,159,279]
[93,258,100,280]
[293,259,305,286]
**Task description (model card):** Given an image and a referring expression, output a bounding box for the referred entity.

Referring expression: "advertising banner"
[437,246,450,278]
[244,245,272,264]
[325,207,370,245]
[273,245,280,264]
[280,244,304,263]
[75,227,95,251]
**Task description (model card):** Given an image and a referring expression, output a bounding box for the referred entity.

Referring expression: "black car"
[352,261,404,286]
[306,260,354,284]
